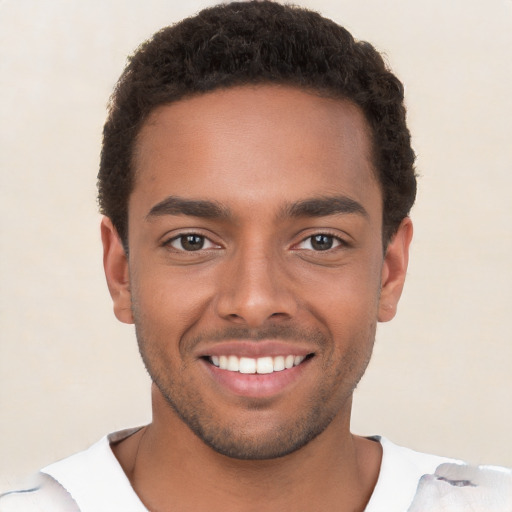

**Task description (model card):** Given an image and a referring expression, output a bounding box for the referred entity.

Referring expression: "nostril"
[269,312,291,319]
[214,281,298,326]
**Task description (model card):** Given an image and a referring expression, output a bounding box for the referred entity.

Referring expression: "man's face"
[103,85,410,459]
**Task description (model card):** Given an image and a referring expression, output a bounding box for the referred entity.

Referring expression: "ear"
[101,216,134,324]
[378,217,413,322]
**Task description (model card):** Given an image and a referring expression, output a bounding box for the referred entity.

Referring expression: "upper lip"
[195,340,315,359]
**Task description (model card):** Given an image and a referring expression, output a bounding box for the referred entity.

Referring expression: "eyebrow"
[146,194,368,221]
[146,196,230,220]
[282,195,368,219]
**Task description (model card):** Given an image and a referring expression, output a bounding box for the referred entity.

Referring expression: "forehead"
[131,85,380,220]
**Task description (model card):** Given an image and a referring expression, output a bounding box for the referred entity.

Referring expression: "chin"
[156,379,342,461]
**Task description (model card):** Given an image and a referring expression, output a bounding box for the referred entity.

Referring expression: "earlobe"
[100,216,134,324]
[378,218,413,323]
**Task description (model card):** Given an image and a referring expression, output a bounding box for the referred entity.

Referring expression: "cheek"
[300,260,382,318]
[296,258,382,357]
[130,265,214,348]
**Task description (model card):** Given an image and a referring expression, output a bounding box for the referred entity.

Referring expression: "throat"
[112,422,382,512]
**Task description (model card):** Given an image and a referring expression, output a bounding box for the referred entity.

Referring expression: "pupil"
[182,235,204,251]
[311,235,333,251]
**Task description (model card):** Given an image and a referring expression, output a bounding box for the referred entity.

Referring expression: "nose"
[214,244,298,327]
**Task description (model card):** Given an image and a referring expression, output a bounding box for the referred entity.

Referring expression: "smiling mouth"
[205,354,313,374]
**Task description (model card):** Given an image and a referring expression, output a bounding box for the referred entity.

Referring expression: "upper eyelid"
[160,229,350,248]
[161,228,219,243]
[294,233,346,248]
[164,233,222,253]
[295,229,350,244]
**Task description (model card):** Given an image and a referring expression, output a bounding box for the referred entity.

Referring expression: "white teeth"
[209,354,308,374]
[284,355,295,369]
[294,355,305,366]
[227,355,239,371]
[239,357,256,374]
[256,357,273,374]
[273,356,285,372]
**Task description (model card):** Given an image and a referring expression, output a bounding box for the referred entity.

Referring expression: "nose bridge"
[215,235,296,326]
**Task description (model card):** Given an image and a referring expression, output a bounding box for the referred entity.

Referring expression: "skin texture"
[102,85,413,511]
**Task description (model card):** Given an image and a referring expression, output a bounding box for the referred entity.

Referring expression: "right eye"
[166,234,219,252]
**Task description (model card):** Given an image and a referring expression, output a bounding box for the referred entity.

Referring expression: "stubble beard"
[133,316,375,461]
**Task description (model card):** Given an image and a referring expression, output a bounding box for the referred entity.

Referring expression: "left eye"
[296,234,342,251]
[167,234,218,252]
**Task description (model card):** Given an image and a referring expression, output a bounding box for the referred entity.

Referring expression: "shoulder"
[38,428,147,511]
[0,472,80,512]
[408,462,512,511]
[365,436,459,511]
[0,428,145,512]
[365,436,512,512]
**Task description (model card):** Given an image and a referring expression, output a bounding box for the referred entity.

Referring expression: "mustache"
[186,324,328,350]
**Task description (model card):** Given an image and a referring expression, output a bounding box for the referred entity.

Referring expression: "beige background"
[1,0,511,490]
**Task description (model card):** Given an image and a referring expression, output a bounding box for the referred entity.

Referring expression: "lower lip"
[201,358,312,398]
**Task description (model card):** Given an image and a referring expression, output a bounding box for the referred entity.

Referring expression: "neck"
[113,391,381,512]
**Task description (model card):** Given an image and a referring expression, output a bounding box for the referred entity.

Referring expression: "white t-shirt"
[1,428,510,511]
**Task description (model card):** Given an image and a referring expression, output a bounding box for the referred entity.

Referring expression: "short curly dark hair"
[98,0,416,248]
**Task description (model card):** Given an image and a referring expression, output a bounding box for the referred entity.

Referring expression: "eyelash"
[164,233,220,252]
[163,232,347,253]
[294,233,346,252]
